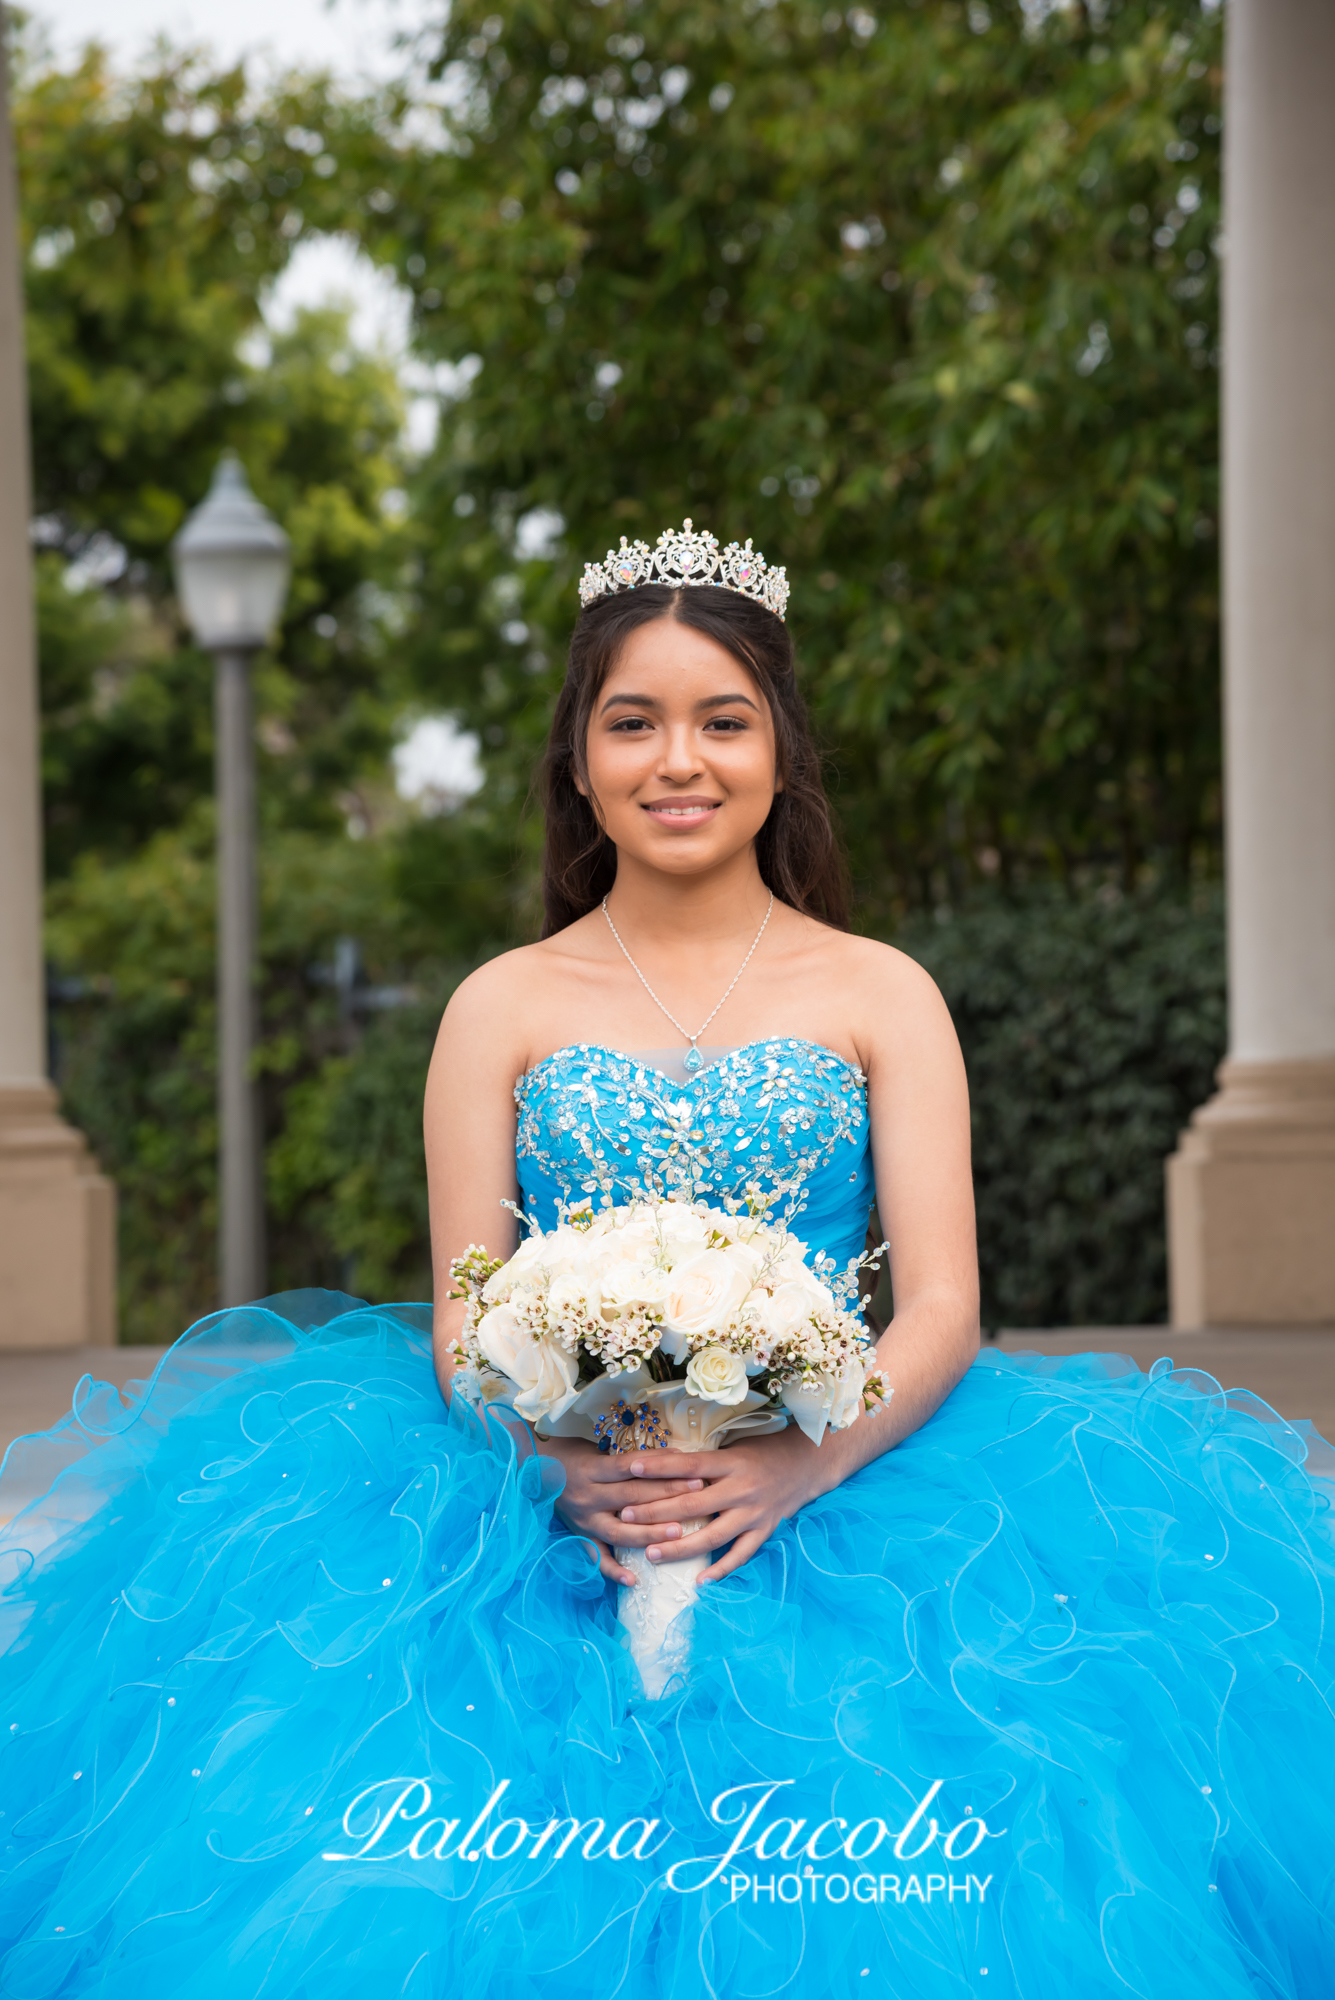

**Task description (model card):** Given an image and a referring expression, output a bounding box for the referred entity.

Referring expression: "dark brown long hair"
[539,583,850,937]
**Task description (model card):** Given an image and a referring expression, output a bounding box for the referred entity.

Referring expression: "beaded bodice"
[513,1038,874,1271]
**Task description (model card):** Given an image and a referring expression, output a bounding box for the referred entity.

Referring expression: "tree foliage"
[21,45,346,559]
[13,35,427,1335]
[349,0,1222,914]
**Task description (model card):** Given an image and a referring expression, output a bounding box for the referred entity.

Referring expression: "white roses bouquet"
[448,1193,888,1452]
[448,1193,888,1699]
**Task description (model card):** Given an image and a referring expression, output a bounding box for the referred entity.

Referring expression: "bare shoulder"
[441,941,545,1025]
[803,926,958,1076]
[433,918,604,1069]
[430,942,545,1073]
[810,926,948,1011]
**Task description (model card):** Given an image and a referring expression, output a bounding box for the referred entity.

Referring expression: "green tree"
[20,41,347,562]
[350,0,1221,915]
[14,39,412,875]
[14,35,427,1335]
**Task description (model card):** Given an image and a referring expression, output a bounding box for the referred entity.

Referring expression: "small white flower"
[455,1364,517,1409]
[684,1345,750,1406]
[544,1222,601,1273]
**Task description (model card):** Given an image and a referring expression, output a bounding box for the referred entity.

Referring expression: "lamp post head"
[172,452,291,651]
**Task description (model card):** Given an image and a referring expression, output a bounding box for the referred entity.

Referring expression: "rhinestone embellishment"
[579,518,790,620]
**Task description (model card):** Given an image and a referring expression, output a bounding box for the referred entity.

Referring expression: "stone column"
[0,12,116,1347]
[1166,0,1335,1328]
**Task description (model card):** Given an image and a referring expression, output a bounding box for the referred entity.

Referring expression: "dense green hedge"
[896,887,1225,1329]
[268,991,449,1308]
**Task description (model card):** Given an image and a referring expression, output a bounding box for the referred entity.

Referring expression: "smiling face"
[579,612,780,883]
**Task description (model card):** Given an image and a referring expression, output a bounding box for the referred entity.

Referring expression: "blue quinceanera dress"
[2,1039,1334,1999]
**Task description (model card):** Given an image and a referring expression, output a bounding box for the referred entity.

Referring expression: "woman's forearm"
[804,1288,979,1494]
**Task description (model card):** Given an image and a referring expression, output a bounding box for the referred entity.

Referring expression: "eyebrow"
[598,691,761,715]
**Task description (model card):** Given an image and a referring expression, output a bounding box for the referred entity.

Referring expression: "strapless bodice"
[513,1037,875,1271]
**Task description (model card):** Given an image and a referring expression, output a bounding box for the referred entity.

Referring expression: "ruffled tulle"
[2,1292,1334,1999]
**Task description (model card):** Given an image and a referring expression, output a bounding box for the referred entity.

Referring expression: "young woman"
[425,567,978,1597]
[1,525,1332,2000]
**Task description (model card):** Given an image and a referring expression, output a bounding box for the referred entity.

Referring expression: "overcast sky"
[27,0,442,377]
[28,0,423,81]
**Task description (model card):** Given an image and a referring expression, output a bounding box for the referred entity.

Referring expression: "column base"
[1166,1058,1335,1328]
[0,1083,116,1348]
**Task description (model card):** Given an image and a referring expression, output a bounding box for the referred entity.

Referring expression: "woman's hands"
[537,1424,864,1587]
[535,1435,712,1586]
[615,1425,843,1583]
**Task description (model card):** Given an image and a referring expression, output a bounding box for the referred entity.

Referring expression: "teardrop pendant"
[684,1045,704,1072]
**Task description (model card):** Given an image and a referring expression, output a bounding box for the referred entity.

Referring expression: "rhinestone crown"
[578,518,790,621]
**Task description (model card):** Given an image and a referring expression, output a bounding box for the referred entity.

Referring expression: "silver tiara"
[578,518,790,621]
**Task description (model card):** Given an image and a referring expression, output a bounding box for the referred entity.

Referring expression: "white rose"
[719,1237,765,1288]
[755,1279,821,1346]
[547,1271,600,1323]
[509,1341,581,1426]
[510,1232,548,1275]
[475,1303,580,1425]
[780,1374,833,1446]
[582,1232,645,1289]
[657,1205,709,1254]
[474,1302,526,1378]
[542,1224,599,1277]
[684,1345,750,1406]
[482,1231,547,1301]
[662,1249,751,1345]
[826,1359,867,1433]
[598,1260,670,1318]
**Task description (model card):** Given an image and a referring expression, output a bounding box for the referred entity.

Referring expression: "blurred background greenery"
[13,0,1224,1338]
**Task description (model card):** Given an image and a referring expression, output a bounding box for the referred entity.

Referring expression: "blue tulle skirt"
[2,1291,1333,1999]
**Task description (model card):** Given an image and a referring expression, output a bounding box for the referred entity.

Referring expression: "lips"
[642,797,722,828]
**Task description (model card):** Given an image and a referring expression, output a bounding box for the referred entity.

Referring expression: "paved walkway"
[2,1327,1333,1522]
[1,1345,172,1462]
[993,1325,1335,1439]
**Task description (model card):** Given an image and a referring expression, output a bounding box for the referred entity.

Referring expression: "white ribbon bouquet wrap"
[449,1192,889,1699]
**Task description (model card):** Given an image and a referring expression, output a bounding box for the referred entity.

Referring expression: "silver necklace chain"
[601,891,774,1071]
